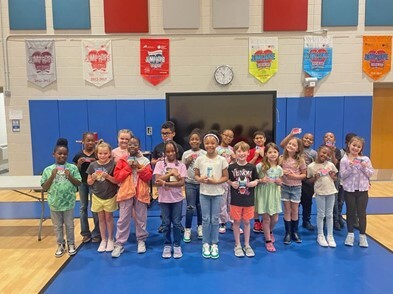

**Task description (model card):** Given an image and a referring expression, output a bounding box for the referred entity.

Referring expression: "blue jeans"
[50,208,74,245]
[200,194,222,244]
[160,201,183,247]
[185,182,202,228]
[79,183,100,238]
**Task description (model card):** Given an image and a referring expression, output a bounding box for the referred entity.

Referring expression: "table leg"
[38,190,44,241]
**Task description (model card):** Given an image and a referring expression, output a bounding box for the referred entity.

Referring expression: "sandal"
[265,242,276,253]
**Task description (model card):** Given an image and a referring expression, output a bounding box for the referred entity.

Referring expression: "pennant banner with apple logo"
[249,37,278,83]
[303,36,332,80]
[140,39,169,86]
[25,40,57,88]
[363,36,392,81]
[82,39,113,87]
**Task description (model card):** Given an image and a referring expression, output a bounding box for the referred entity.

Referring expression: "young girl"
[113,137,153,257]
[72,132,100,243]
[153,141,187,259]
[41,138,82,257]
[194,132,229,259]
[216,129,236,234]
[112,129,133,163]
[280,137,306,244]
[307,146,338,248]
[87,140,119,252]
[255,143,283,252]
[340,136,374,247]
[182,129,206,242]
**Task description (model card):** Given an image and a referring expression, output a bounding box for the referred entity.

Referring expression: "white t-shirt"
[307,161,338,195]
[194,154,228,196]
[182,149,207,184]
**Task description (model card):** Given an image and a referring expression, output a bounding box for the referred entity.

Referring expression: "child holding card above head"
[307,146,338,248]
[112,129,133,163]
[340,136,374,248]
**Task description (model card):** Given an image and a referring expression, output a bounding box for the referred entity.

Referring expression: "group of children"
[40,121,374,260]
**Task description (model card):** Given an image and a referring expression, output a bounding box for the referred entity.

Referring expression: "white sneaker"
[326,235,336,248]
[317,234,328,247]
[219,224,226,234]
[97,240,107,252]
[345,233,355,247]
[111,245,124,258]
[202,243,210,258]
[183,229,191,243]
[106,239,114,252]
[197,225,203,239]
[234,245,245,257]
[173,246,183,259]
[137,240,146,254]
[68,244,77,256]
[359,234,369,248]
[55,244,65,258]
[211,244,219,259]
[162,245,172,258]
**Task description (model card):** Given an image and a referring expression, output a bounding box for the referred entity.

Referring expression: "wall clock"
[214,65,234,85]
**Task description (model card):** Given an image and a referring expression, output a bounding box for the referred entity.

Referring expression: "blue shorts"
[281,184,302,203]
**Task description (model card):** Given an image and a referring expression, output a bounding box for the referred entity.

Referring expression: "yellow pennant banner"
[249,37,278,83]
[363,36,392,81]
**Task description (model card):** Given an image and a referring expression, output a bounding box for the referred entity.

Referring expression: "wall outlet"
[4,90,11,97]
[146,126,152,135]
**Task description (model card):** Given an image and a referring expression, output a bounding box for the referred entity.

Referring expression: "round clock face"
[214,65,234,85]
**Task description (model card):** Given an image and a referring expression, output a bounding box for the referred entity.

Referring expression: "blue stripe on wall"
[365,0,393,26]
[321,0,359,27]
[52,0,91,29]
[8,0,46,30]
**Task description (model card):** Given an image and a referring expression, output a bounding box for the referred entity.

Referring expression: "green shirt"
[41,162,81,211]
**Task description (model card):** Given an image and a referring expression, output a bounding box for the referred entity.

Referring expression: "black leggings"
[344,190,368,234]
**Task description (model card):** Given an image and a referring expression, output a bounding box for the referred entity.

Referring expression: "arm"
[360,158,374,178]
[41,168,57,192]
[137,164,153,182]
[114,159,132,182]
[64,169,82,187]
[279,131,295,148]
[339,157,354,180]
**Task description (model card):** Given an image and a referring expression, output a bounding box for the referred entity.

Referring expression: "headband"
[204,133,219,143]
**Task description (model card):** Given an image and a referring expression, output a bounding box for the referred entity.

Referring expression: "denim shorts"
[281,184,302,203]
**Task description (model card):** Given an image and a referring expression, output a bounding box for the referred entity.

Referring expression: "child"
[182,128,206,242]
[280,129,317,231]
[247,130,266,233]
[280,137,306,244]
[340,136,374,247]
[112,129,133,163]
[307,146,338,248]
[255,143,283,252]
[112,137,153,257]
[194,132,229,259]
[87,140,119,252]
[217,128,236,234]
[153,140,187,259]
[228,141,259,257]
[41,138,82,257]
[73,132,100,243]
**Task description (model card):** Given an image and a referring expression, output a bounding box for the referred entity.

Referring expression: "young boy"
[247,130,266,233]
[228,141,259,257]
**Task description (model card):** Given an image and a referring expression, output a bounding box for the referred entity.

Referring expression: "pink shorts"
[230,205,254,221]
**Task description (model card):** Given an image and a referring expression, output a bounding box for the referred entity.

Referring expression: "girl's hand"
[275,178,283,186]
[361,161,368,168]
[101,172,109,179]
[186,155,194,165]
[199,175,209,184]
[314,173,321,181]
[91,173,97,181]
[329,171,336,179]
[259,177,268,184]
[77,157,86,165]
[231,181,239,189]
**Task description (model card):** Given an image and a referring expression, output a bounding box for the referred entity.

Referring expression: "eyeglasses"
[161,132,173,136]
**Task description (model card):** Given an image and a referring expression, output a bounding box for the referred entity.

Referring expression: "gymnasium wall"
[2,0,392,175]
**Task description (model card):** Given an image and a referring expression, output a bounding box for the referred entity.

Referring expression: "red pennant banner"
[140,39,170,86]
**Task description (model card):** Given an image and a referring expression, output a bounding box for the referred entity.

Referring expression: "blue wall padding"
[321,0,359,27]
[52,0,91,29]
[9,0,46,30]
[365,0,393,26]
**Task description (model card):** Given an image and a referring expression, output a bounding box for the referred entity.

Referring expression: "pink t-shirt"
[281,157,306,187]
[153,160,187,203]
[112,147,129,163]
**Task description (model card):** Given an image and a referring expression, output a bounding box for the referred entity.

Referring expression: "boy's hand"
[231,181,240,189]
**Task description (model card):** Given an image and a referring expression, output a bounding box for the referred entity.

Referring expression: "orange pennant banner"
[363,36,392,81]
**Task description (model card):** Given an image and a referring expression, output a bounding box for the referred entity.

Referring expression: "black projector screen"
[166,91,276,149]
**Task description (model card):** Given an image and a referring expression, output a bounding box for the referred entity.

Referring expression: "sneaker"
[265,242,276,253]
[359,234,369,248]
[82,235,92,243]
[173,246,183,259]
[106,239,114,252]
[55,244,65,258]
[345,233,355,247]
[210,244,219,259]
[111,245,124,258]
[317,234,329,247]
[202,243,211,258]
[183,228,191,243]
[97,240,107,252]
[334,221,342,231]
[244,246,255,257]
[239,227,244,234]
[137,240,146,254]
[327,235,336,248]
[162,246,172,258]
[92,236,101,243]
[68,244,77,256]
[219,224,226,234]
[197,225,203,239]
[253,221,262,233]
[302,221,315,231]
[234,245,245,257]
